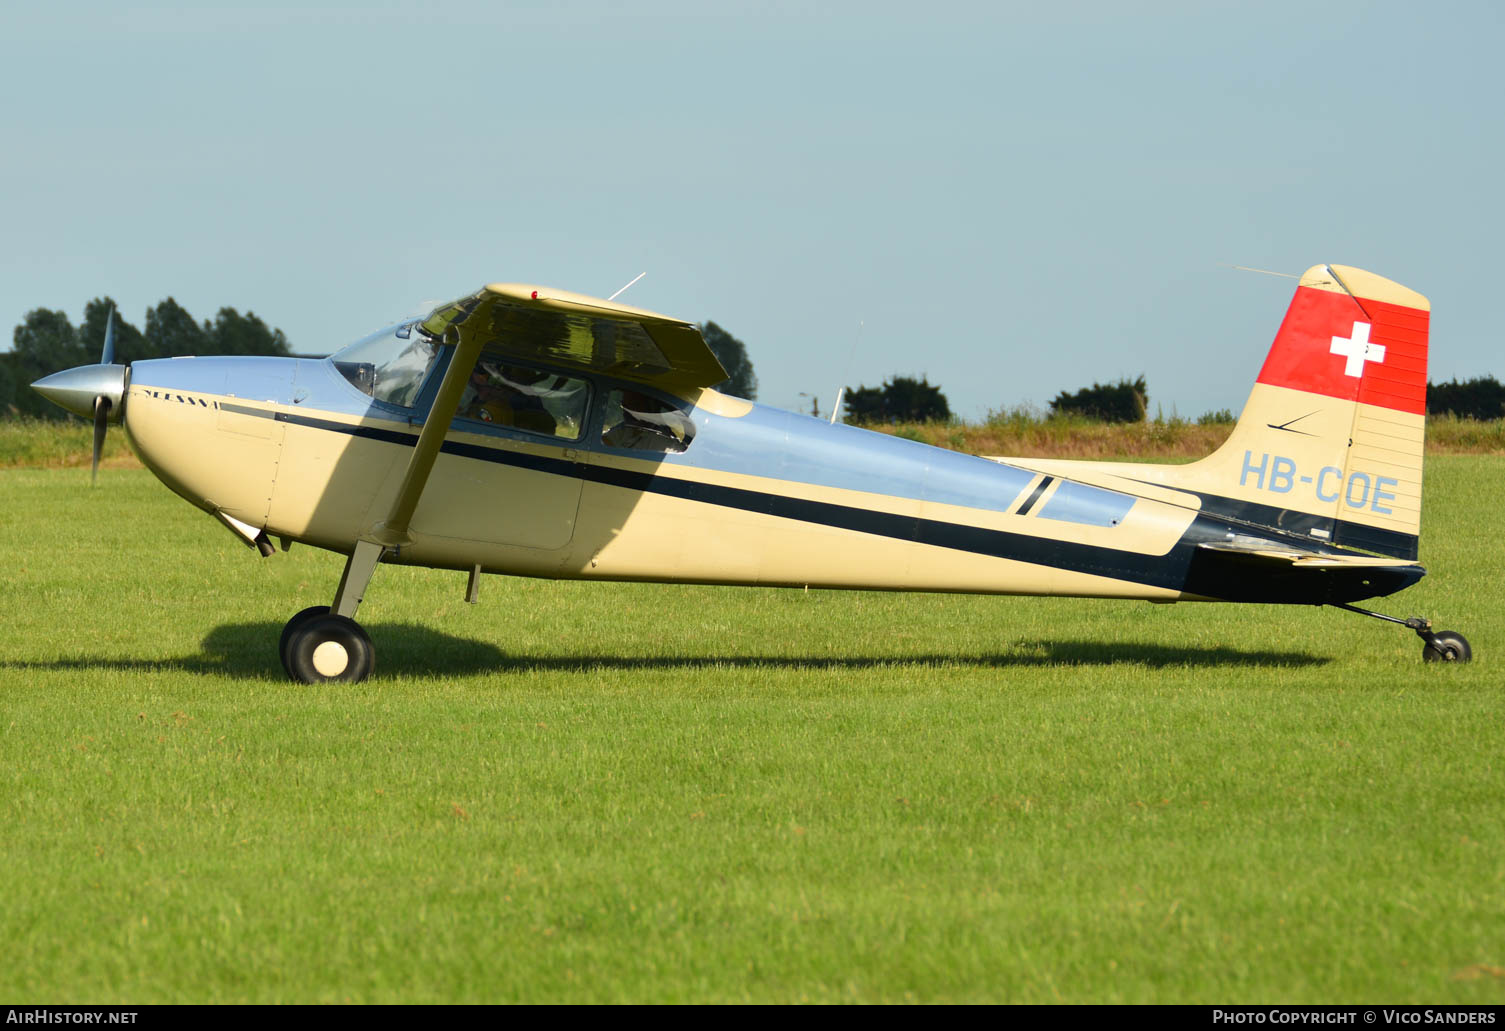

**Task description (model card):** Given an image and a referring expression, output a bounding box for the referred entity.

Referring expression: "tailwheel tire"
[279,606,330,677]
[285,613,375,684]
[1423,631,1472,664]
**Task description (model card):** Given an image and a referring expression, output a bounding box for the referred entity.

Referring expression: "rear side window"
[601,389,696,453]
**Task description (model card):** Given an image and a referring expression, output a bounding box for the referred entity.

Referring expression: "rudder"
[1171,264,1429,559]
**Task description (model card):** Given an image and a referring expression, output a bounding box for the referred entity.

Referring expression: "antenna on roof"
[831,320,863,425]
[608,272,646,302]
[1221,263,1298,279]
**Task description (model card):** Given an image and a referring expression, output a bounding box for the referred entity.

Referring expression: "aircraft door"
[405,358,588,553]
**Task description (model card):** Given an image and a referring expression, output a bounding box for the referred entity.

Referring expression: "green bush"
[845,375,951,424]
[1428,376,1505,420]
[1049,375,1148,423]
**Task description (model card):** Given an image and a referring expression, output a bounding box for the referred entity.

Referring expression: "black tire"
[285,613,375,684]
[279,605,330,677]
[1422,631,1472,663]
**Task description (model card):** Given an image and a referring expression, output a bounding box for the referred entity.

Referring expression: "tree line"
[837,372,1505,426]
[836,374,1147,424]
[1427,376,1505,420]
[844,376,951,423]
[9,299,1497,425]
[3,301,763,419]
[2,297,290,418]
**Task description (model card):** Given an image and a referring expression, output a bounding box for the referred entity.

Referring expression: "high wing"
[418,283,729,395]
[334,283,729,607]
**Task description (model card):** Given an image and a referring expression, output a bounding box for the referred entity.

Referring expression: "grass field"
[1,459,1502,1003]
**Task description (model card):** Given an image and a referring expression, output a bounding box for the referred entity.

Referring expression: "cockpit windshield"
[330,321,441,408]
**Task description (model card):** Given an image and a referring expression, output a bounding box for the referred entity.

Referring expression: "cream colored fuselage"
[123,357,1202,602]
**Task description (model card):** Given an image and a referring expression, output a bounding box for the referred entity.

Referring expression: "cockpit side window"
[601,389,696,453]
[458,359,590,441]
[332,322,440,409]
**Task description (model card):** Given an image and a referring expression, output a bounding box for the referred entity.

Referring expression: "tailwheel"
[284,612,375,683]
[1333,603,1474,664]
[1422,631,1472,664]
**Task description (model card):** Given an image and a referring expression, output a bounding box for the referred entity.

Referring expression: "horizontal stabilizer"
[1195,541,1421,570]
[1185,539,1425,604]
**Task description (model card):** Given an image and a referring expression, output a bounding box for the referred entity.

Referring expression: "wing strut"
[330,330,487,619]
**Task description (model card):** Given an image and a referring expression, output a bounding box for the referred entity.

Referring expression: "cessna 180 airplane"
[32,263,1471,682]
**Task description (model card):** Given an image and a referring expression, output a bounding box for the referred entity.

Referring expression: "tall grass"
[1424,413,1505,453]
[864,409,1505,458]
[0,416,139,469]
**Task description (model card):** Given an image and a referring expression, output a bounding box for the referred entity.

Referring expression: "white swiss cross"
[1330,321,1385,378]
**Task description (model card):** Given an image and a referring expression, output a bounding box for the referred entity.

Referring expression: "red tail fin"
[1256,267,1429,415]
[1159,264,1429,558]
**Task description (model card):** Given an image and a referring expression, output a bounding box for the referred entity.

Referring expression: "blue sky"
[3,1,1501,420]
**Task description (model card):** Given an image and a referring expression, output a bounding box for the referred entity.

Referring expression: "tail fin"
[1175,264,1429,559]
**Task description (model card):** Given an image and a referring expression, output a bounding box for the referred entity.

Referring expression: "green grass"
[1,461,1502,1003]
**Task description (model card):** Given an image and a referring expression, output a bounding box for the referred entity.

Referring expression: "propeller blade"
[101,308,116,366]
[92,395,111,486]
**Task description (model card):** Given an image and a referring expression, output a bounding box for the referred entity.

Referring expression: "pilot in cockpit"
[462,361,557,435]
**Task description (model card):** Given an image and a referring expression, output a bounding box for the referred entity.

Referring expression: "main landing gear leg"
[1332,603,1473,663]
[281,540,384,683]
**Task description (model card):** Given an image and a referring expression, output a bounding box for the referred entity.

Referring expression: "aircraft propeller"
[29,307,128,485]
[90,310,116,484]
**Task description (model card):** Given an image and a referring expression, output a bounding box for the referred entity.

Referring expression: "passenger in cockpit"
[603,390,692,453]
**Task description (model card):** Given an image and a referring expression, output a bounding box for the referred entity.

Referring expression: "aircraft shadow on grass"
[7,622,1329,680]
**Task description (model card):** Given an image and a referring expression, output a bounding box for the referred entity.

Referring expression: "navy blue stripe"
[273,410,1420,602]
[1333,521,1417,561]
[588,460,1195,587]
[276,411,415,447]
[276,411,1192,588]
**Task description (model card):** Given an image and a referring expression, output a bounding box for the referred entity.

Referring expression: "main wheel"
[1422,631,1472,663]
[279,606,330,676]
[285,613,375,683]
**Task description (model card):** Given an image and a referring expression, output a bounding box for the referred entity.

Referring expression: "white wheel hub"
[312,639,350,677]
